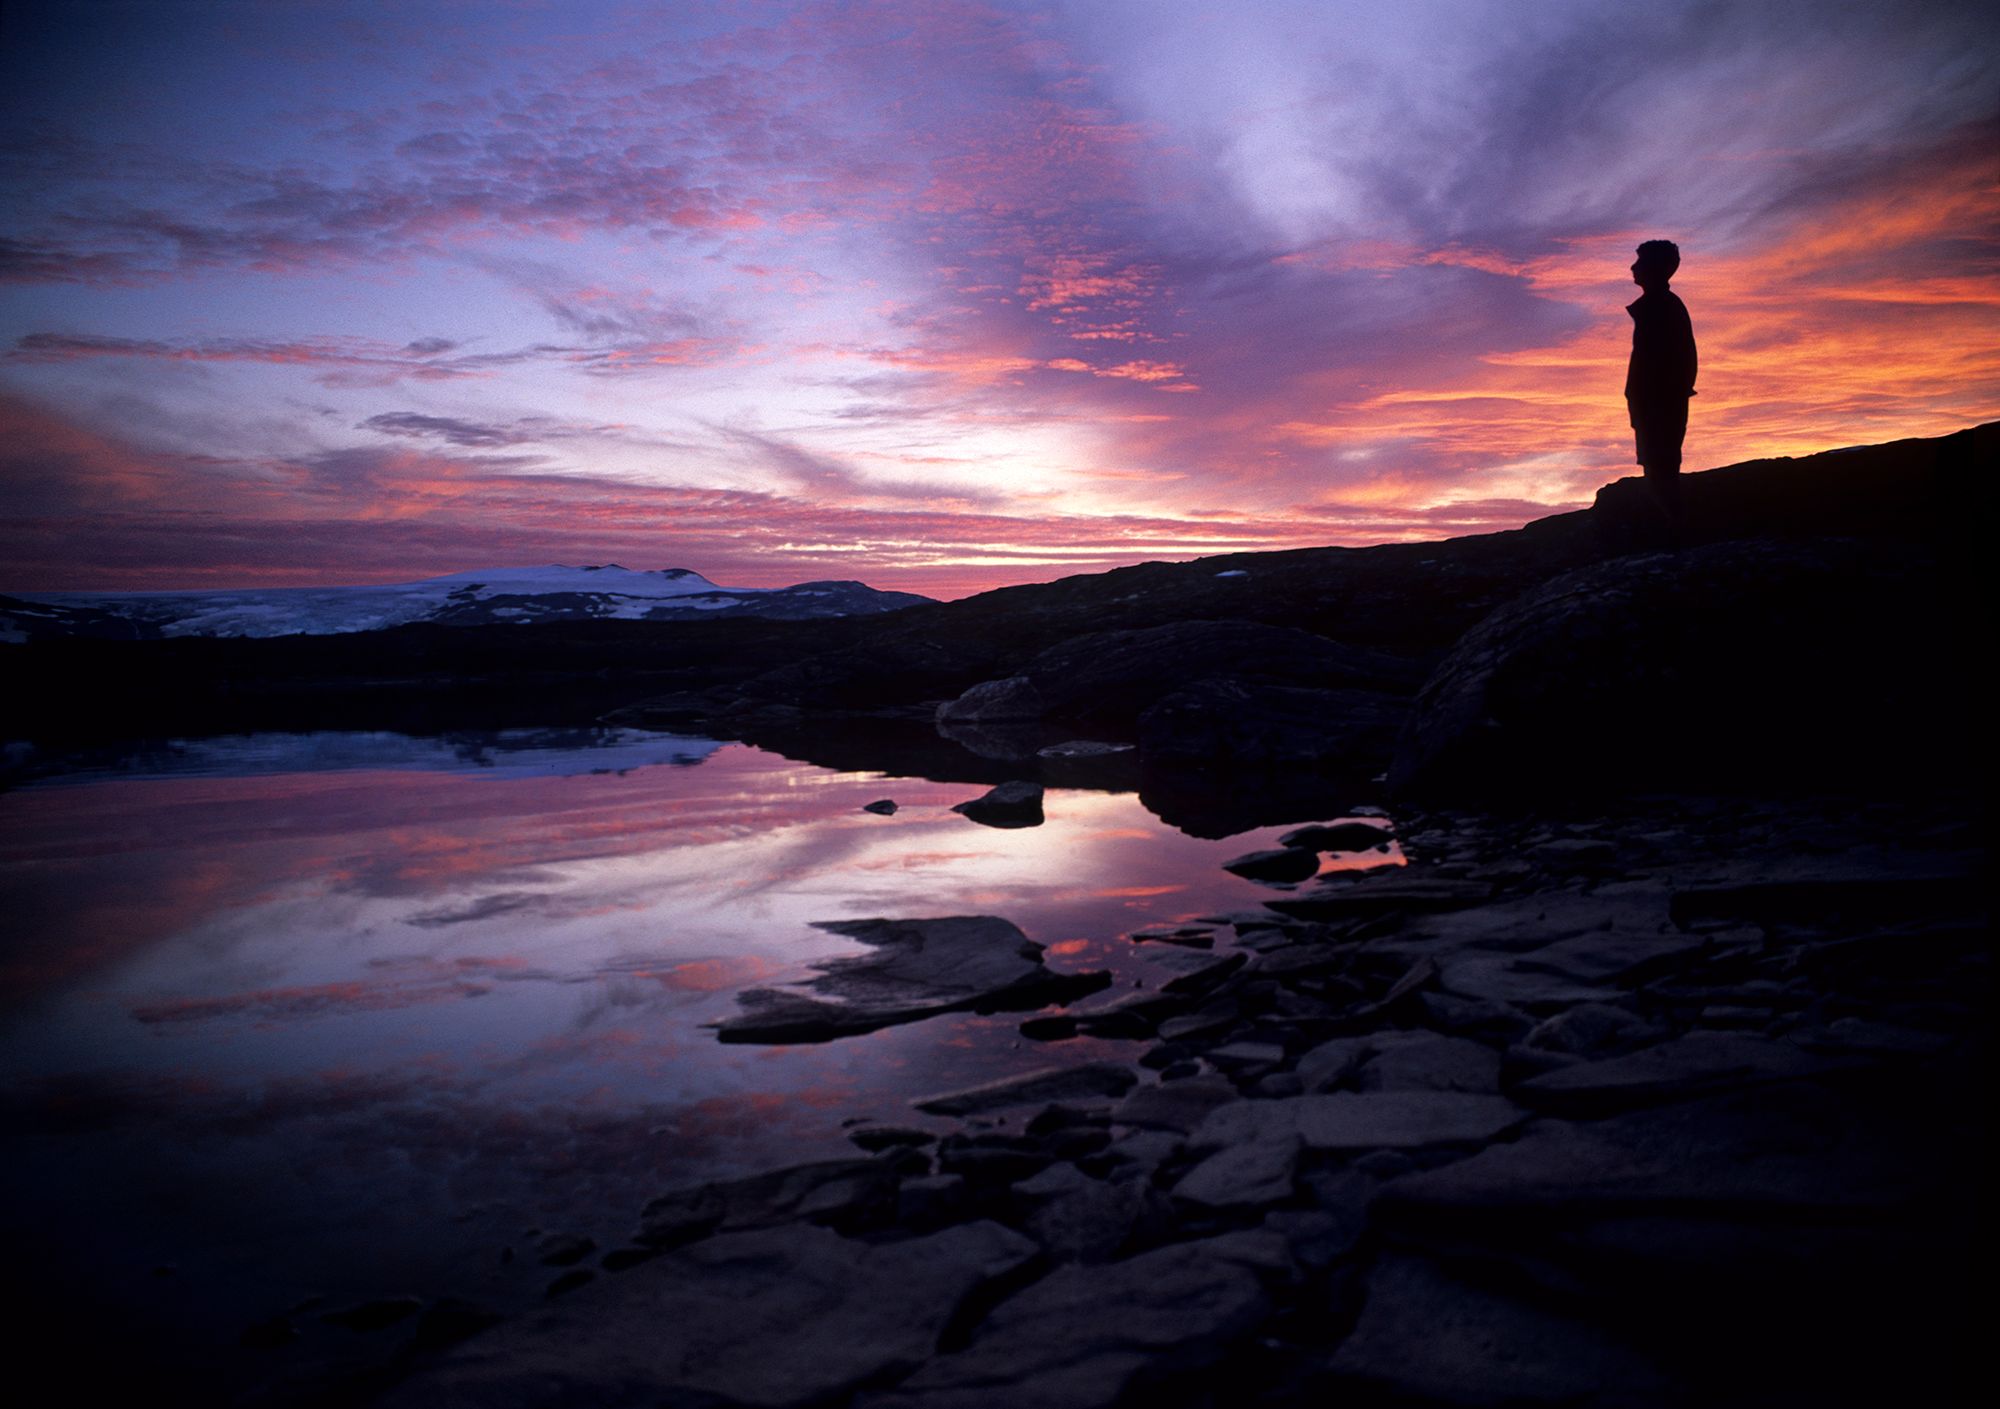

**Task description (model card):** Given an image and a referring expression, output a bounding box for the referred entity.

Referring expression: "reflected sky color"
[0,732,1396,1373]
[2,1,1994,597]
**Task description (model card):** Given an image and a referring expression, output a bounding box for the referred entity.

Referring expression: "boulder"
[1279,821,1396,852]
[1011,1162,1152,1263]
[1221,847,1320,883]
[952,781,1045,828]
[1390,537,1965,797]
[1138,679,1409,767]
[936,675,1045,723]
[1023,619,1424,730]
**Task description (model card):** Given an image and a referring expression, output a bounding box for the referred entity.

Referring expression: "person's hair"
[1635,239,1681,278]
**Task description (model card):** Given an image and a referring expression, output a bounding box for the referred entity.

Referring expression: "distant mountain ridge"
[0,564,934,640]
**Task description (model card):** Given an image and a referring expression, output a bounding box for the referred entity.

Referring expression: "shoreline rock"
[388,788,1984,1406]
[712,916,1109,1043]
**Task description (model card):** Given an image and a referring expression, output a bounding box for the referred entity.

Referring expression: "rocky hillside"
[6,422,1988,797]
[643,422,1990,799]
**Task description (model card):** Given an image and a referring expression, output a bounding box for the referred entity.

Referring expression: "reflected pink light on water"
[0,735,1400,1357]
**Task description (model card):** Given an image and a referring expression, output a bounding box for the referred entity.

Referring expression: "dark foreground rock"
[713,916,1108,1042]
[378,1221,1038,1409]
[379,788,1982,1409]
[15,423,1986,762]
[1389,536,1976,796]
[951,781,1046,828]
[862,1232,1284,1409]
[914,1063,1140,1116]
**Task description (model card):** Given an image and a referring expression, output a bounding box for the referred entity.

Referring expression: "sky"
[2,0,1995,599]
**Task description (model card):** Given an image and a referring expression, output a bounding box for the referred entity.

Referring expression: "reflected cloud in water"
[0,729,1400,1373]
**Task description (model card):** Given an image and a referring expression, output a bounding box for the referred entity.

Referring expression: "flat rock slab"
[1437,953,1618,1008]
[1523,1002,1667,1058]
[1222,847,1320,883]
[1356,1034,1502,1093]
[382,1220,1039,1409]
[1393,889,1676,955]
[1364,1084,1980,1404]
[1193,1092,1523,1152]
[1516,1030,1836,1114]
[1173,1132,1300,1208]
[1669,871,1979,928]
[914,1061,1138,1116]
[1111,1076,1239,1133]
[1326,1251,1681,1407]
[1266,875,1492,920]
[1378,1081,1930,1219]
[1037,739,1134,759]
[1280,821,1397,853]
[1513,931,1706,985]
[1138,946,1248,996]
[638,1159,898,1245]
[1127,925,1216,949]
[714,916,1108,1043]
[861,1231,1286,1409]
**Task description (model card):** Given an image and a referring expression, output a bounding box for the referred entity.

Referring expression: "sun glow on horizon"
[1,1,1995,597]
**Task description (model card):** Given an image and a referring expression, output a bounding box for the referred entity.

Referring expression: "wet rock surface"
[951,781,1046,828]
[382,788,1984,1407]
[378,1221,1040,1409]
[713,916,1109,1042]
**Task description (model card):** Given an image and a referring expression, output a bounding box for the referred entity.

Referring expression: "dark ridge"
[2,422,1988,755]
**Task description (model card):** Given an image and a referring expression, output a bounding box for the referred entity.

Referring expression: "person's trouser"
[1629,395,1689,474]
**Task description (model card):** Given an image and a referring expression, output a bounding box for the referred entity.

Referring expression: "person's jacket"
[1624,289,1697,408]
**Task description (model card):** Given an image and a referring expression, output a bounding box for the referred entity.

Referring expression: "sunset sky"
[3,0,1995,598]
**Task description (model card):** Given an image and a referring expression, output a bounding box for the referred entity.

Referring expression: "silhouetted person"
[1625,239,1697,526]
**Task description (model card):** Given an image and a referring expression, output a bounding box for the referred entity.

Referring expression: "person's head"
[1631,239,1680,290]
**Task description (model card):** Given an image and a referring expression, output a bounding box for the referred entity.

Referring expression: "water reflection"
[0,730,1398,1390]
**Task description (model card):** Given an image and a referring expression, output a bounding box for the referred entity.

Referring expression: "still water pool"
[0,728,1395,1387]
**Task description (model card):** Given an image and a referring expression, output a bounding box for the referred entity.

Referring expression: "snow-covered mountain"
[10,726,726,789]
[0,565,934,641]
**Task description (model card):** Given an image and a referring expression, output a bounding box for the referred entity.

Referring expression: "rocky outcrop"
[20,424,1987,752]
[924,621,1420,766]
[935,676,1044,724]
[1138,680,1406,767]
[1389,536,1971,797]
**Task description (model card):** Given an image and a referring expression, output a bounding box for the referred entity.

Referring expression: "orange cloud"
[1293,135,2000,509]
